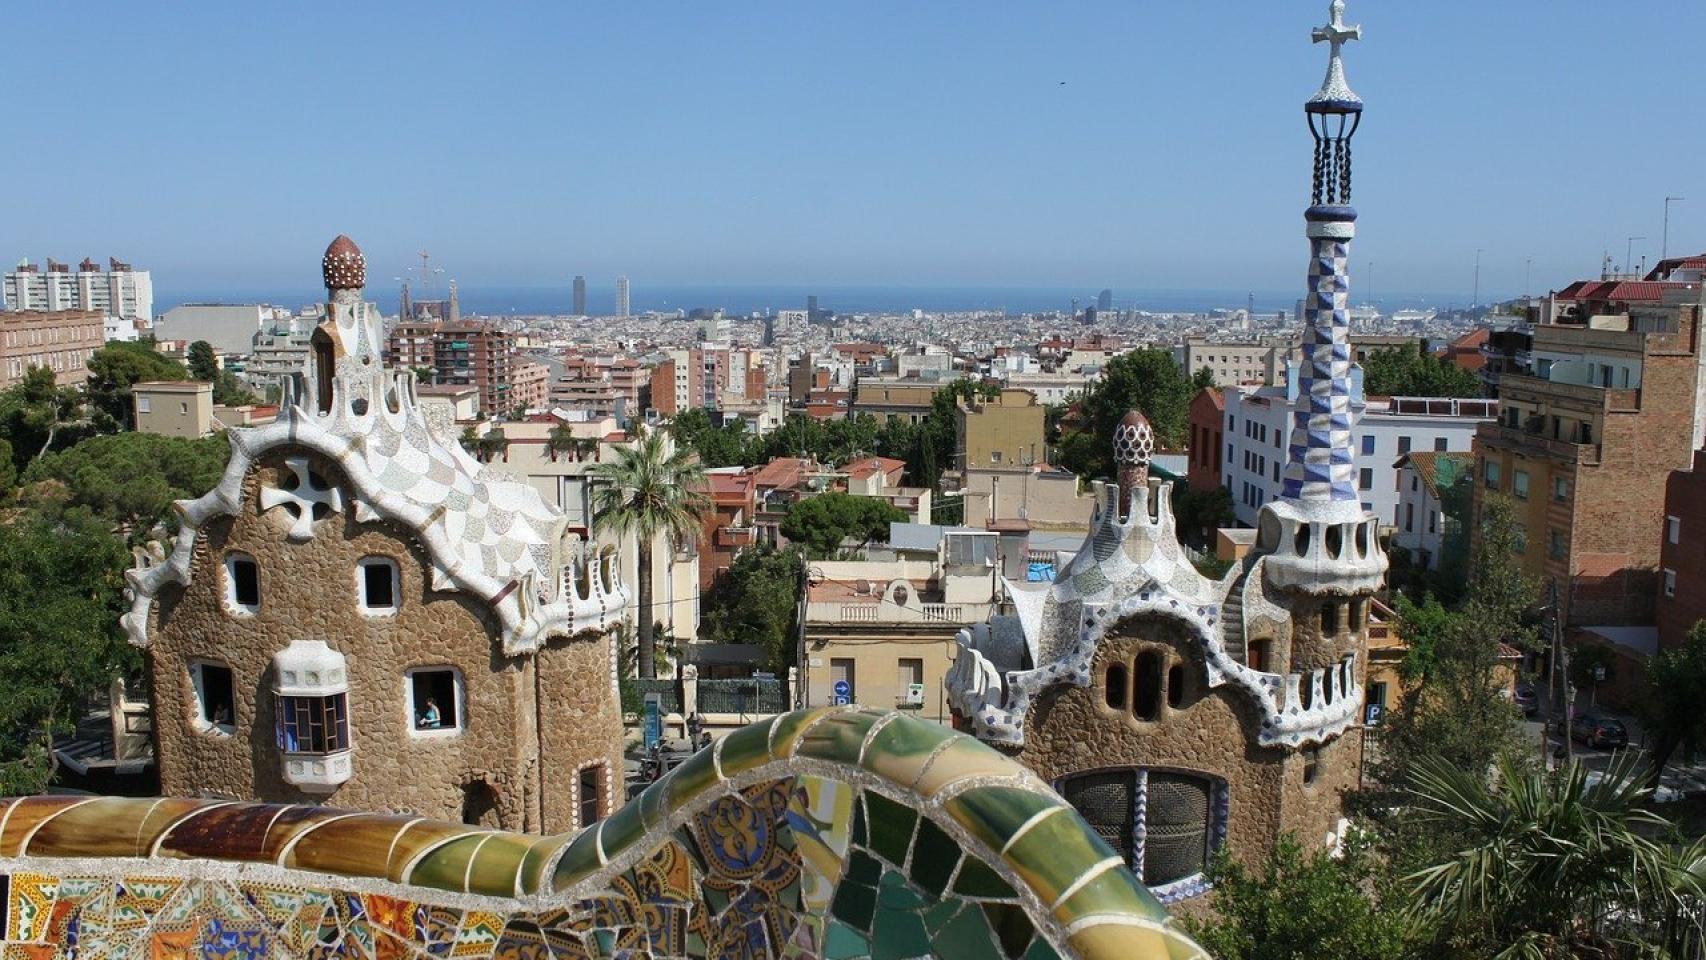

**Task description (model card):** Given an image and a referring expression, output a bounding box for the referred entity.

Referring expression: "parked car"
[1512,683,1538,717]
[1570,714,1629,749]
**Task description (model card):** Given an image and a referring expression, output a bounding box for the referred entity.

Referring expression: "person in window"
[419,697,441,729]
[212,703,232,728]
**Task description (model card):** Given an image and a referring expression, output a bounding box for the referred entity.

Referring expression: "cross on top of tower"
[1307,0,1362,111]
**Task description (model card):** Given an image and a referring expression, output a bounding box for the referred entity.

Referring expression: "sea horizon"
[151,283,1477,320]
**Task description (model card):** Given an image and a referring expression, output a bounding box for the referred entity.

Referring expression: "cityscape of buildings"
[1,4,1703,959]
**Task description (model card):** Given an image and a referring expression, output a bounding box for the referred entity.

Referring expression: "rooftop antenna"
[1472,248,1482,308]
[1626,236,1646,277]
[1663,197,1686,261]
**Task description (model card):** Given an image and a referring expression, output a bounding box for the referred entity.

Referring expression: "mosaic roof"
[0,709,1206,959]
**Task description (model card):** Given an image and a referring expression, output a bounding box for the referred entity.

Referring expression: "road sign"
[1365,703,1383,725]
[831,695,850,706]
[832,679,851,700]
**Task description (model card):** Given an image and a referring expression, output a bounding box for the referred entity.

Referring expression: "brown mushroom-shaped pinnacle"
[1112,409,1155,467]
[321,234,365,291]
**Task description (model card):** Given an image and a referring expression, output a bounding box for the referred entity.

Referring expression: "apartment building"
[511,360,549,413]
[956,388,1045,471]
[0,309,104,387]
[1473,271,1705,626]
[1180,337,1286,387]
[5,257,152,341]
[1391,451,1471,570]
[850,380,938,424]
[1219,382,1496,528]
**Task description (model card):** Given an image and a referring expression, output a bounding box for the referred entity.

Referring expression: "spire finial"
[1308,1,1362,110]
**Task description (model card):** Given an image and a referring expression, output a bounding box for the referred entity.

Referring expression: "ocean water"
[154,284,1457,319]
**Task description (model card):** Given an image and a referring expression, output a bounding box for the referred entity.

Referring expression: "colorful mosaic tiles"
[0,708,1205,959]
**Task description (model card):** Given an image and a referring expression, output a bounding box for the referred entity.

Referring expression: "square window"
[1360,436,1375,456]
[1665,569,1678,597]
[1668,516,1681,545]
[190,661,235,734]
[1398,436,1412,454]
[1554,477,1569,502]
[1483,460,1501,488]
[1435,437,1448,452]
[225,554,260,613]
[408,668,461,733]
[1359,468,1373,490]
[1512,470,1529,500]
[276,693,350,754]
[358,557,399,613]
[137,396,151,413]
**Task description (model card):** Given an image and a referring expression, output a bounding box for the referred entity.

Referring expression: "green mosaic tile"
[952,856,1016,899]
[659,743,720,812]
[770,706,847,758]
[672,824,707,873]
[594,792,647,858]
[516,834,568,896]
[461,833,533,898]
[1050,866,1154,927]
[864,792,917,867]
[547,820,605,888]
[983,902,1035,958]
[1002,806,1120,908]
[907,817,960,898]
[831,879,877,932]
[851,795,869,846]
[871,894,932,960]
[718,713,779,777]
[912,735,1026,798]
[932,899,1005,960]
[797,710,885,766]
[943,786,1059,855]
[920,898,964,935]
[876,868,928,911]
[825,919,871,960]
[847,848,884,886]
[1023,934,1063,960]
[407,833,488,892]
[860,713,958,787]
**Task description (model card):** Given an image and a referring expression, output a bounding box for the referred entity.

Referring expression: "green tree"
[86,340,189,432]
[700,547,803,670]
[1057,348,1197,481]
[22,432,230,539]
[780,492,906,558]
[1361,343,1481,399]
[1172,485,1235,550]
[906,379,999,490]
[1185,833,1415,960]
[591,429,708,678]
[1192,366,1217,390]
[1404,754,1702,958]
[0,508,136,793]
[0,366,86,468]
[186,340,220,382]
[1638,620,1706,787]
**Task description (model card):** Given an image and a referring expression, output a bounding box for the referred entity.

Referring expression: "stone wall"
[148,451,621,831]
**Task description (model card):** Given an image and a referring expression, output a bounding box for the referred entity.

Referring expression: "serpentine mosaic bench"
[0,708,1204,959]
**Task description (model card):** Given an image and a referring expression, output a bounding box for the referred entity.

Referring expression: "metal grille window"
[578,764,604,828]
[1059,769,1225,901]
[275,694,349,755]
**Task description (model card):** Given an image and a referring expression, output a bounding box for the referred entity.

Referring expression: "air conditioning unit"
[904,683,926,706]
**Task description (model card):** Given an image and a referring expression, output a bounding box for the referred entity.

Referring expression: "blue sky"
[5,2,1704,302]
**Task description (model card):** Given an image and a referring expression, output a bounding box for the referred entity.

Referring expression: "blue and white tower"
[1258,0,1386,596]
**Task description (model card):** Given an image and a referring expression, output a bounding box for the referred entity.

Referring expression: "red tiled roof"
[1555,280,1689,302]
[1646,255,1706,280]
[846,456,906,481]
[752,457,812,490]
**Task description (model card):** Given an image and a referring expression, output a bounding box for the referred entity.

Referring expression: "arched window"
[1167,663,1186,709]
[1132,651,1163,722]
[1104,662,1128,710]
[1320,602,1341,636]
[1248,639,1271,673]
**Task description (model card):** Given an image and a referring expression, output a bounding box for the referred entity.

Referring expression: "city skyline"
[5,2,1703,302]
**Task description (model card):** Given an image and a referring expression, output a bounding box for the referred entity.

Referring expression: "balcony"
[715,526,757,548]
[809,600,993,627]
[1475,421,1601,467]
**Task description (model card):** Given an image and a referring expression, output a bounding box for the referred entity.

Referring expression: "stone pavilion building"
[123,235,629,833]
[946,2,1386,904]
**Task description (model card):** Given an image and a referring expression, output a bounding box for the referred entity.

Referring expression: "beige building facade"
[955,388,1045,471]
[0,308,104,387]
[133,381,214,437]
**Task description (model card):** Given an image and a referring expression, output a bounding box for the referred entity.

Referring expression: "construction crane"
[411,250,443,296]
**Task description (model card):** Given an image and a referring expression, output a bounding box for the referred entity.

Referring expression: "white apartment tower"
[614,275,630,318]
[5,257,152,340]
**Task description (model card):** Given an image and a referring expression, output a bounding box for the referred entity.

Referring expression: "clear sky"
[6,2,1704,302]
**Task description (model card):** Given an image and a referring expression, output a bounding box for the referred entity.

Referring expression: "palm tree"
[591,429,707,679]
[1405,753,1702,958]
